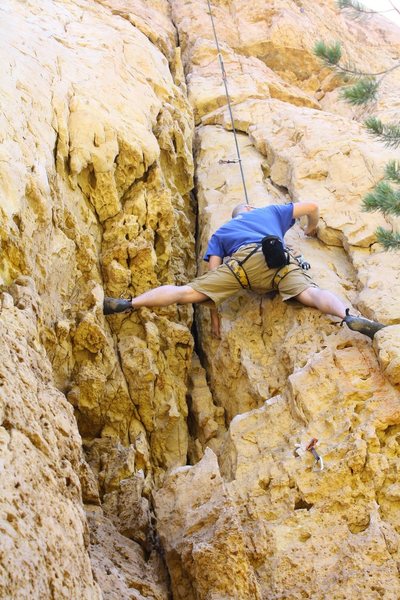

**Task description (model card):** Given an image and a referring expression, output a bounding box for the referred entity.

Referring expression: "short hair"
[232,203,249,218]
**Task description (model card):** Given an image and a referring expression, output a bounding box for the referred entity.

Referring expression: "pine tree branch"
[314,41,400,79]
[334,0,400,253]
[314,41,342,66]
[338,0,399,17]
[341,60,400,78]
[389,0,400,17]
[385,160,400,183]
[362,181,400,216]
[365,116,384,135]
[365,117,400,148]
[375,227,400,250]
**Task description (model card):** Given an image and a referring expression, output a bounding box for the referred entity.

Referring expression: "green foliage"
[337,0,377,21]
[363,182,400,251]
[338,0,374,16]
[364,116,384,135]
[341,78,379,105]
[375,227,400,250]
[365,118,400,148]
[385,160,400,183]
[314,41,342,66]
[338,0,363,9]
[363,181,400,216]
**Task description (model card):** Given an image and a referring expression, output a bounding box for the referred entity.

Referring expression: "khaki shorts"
[189,244,318,307]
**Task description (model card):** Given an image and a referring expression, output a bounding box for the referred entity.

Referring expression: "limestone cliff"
[1,0,400,599]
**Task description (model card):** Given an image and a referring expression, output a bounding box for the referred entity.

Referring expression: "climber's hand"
[304,224,318,237]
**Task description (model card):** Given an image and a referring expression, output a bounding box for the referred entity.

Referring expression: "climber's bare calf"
[296,287,346,320]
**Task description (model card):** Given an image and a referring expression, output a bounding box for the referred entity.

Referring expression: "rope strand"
[206,0,250,205]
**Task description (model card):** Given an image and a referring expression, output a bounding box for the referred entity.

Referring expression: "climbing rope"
[206,0,250,205]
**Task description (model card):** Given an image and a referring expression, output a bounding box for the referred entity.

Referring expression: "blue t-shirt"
[204,203,295,261]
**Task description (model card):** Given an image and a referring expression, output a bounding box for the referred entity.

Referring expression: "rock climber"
[103,201,385,339]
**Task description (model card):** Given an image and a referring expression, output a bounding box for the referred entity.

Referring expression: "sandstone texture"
[0,278,101,598]
[1,0,400,599]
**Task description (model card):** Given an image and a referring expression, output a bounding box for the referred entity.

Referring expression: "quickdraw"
[306,438,324,471]
[294,437,324,472]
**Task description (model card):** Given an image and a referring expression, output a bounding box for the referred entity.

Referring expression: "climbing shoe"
[103,297,133,315]
[342,308,386,340]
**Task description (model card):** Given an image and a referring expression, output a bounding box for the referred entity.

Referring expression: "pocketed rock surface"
[1,0,400,599]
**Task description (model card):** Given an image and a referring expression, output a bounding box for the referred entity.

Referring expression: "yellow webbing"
[272,263,302,288]
[225,258,251,289]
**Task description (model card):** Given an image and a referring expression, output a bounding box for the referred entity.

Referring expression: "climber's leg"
[295,287,386,339]
[131,285,208,307]
[295,287,346,319]
[104,285,209,314]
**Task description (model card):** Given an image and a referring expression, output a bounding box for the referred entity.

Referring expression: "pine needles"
[338,0,378,18]
[385,160,400,182]
[363,182,400,216]
[314,41,342,66]
[365,118,400,148]
[341,78,379,105]
[375,227,400,250]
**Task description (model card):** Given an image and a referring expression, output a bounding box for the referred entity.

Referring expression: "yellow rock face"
[1,0,193,596]
[1,0,400,599]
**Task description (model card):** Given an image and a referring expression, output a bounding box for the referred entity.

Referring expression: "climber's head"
[231,203,255,218]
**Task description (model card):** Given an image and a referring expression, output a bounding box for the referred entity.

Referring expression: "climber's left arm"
[293,202,319,236]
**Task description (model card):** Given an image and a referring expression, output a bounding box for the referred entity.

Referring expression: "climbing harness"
[225,244,261,289]
[225,258,251,289]
[225,243,312,291]
[206,0,250,205]
[306,438,324,472]
[272,256,314,290]
[272,263,303,289]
